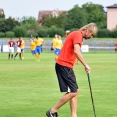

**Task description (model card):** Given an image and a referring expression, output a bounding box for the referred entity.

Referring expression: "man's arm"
[74,44,91,74]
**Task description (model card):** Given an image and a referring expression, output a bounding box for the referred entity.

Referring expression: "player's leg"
[36,48,40,61]
[8,48,11,59]
[8,52,11,59]
[37,54,40,61]
[46,92,78,117]
[36,47,41,61]
[51,92,78,113]
[31,50,37,60]
[14,47,19,59]
[54,48,58,61]
[11,47,14,59]
[55,49,61,61]
[21,49,24,59]
[38,46,42,60]
[11,53,13,59]
[18,48,22,60]
[35,47,40,61]
[69,89,79,117]
[34,50,38,60]
[19,52,22,60]
[46,64,78,116]
[14,52,18,59]
[55,54,58,61]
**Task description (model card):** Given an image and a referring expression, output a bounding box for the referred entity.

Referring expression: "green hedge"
[47,26,64,37]
[5,31,15,38]
[97,29,117,38]
[1,25,117,38]
[0,32,5,37]
[13,26,27,37]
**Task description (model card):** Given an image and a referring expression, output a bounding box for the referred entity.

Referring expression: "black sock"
[8,53,10,59]
[11,54,13,59]
[15,53,18,57]
[19,53,21,59]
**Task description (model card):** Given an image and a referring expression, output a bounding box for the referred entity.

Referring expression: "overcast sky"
[0,0,116,19]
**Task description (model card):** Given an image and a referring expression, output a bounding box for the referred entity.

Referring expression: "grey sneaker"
[46,109,58,117]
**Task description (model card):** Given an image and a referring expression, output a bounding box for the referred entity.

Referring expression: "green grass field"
[0,52,117,117]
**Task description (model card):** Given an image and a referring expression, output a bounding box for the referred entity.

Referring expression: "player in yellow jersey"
[20,37,25,59]
[30,39,38,60]
[34,36,44,61]
[53,35,63,61]
[51,34,58,51]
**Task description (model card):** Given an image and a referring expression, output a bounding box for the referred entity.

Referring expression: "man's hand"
[85,64,91,74]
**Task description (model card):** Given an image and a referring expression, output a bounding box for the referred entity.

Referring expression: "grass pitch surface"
[0,52,117,117]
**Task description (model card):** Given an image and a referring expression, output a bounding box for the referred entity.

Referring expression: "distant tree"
[39,14,58,27]
[82,2,106,28]
[97,4,105,13]
[65,5,87,30]
[55,12,67,29]
[0,14,5,19]
[0,17,20,32]
[5,17,20,31]
[0,19,6,32]
[21,16,38,30]
[47,25,64,37]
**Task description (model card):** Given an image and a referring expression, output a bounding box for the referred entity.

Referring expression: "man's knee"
[69,91,78,98]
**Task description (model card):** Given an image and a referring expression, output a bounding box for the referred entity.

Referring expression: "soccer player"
[30,35,33,40]
[46,23,98,117]
[51,34,58,51]
[115,40,117,52]
[20,37,25,59]
[8,38,15,59]
[30,39,38,60]
[34,36,44,61]
[53,35,63,61]
[14,37,22,60]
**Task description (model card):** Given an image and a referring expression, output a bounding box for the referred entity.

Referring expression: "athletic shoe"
[46,110,58,117]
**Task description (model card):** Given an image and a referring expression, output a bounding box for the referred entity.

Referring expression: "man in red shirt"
[8,38,15,59]
[46,23,98,117]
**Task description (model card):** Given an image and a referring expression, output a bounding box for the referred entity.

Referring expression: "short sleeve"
[73,31,82,47]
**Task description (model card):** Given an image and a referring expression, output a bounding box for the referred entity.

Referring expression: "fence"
[0,39,116,53]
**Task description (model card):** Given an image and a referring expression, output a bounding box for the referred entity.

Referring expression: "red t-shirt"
[16,40,22,47]
[8,40,15,47]
[56,30,83,69]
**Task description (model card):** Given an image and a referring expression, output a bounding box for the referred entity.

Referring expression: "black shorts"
[55,63,78,92]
